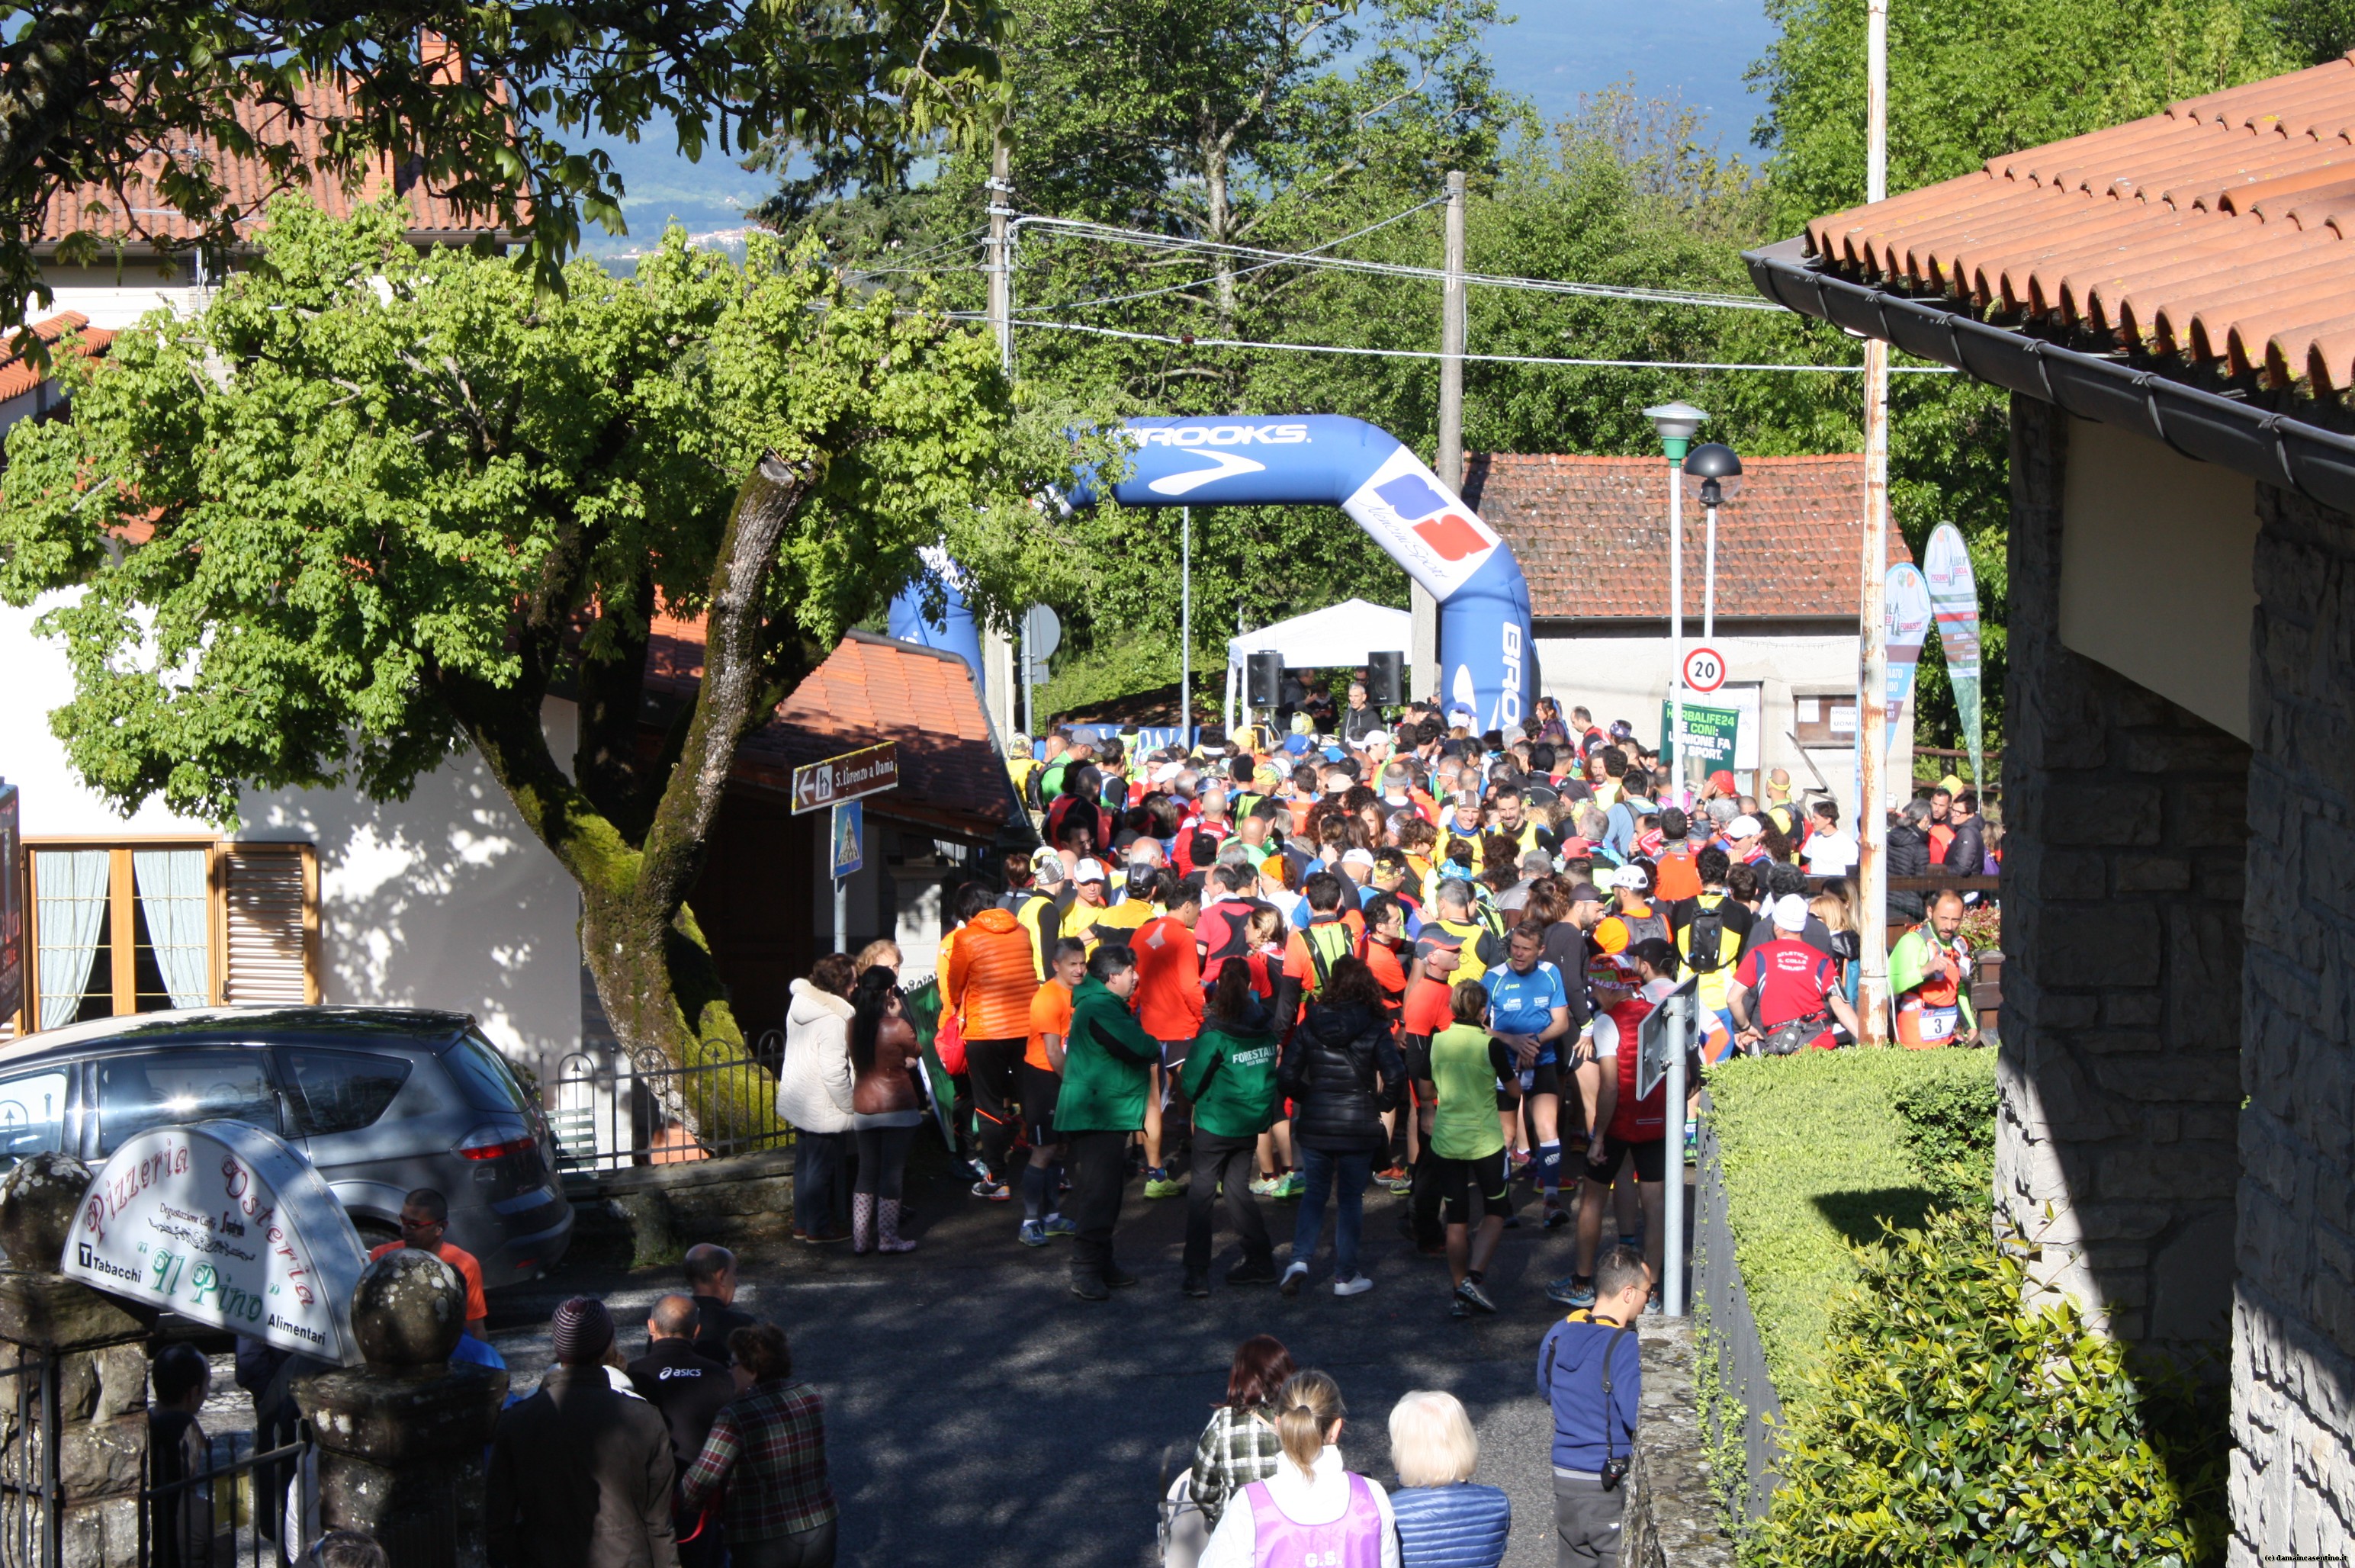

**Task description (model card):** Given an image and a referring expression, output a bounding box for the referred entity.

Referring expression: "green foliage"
[1756,1208,2229,1567]
[1893,1059,2000,1210]
[1704,1047,1995,1389]
[5,0,1004,342]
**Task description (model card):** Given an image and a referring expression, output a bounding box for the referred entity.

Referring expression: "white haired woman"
[1199,1371,1398,1568]
[1386,1391,1509,1568]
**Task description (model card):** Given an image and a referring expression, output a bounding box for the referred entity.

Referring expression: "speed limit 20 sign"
[1682,646,1727,693]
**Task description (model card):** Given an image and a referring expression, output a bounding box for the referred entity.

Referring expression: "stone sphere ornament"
[350,1247,467,1368]
[0,1152,95,1271]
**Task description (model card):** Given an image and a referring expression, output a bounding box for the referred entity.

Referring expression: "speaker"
[1366,650,1406,706]
[1247,651,1285,706]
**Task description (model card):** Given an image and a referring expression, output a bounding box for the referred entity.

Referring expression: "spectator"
[1800,800,1857,878]
[1055,943,1160,1300]
[149,1342,215,1568]
[1200,1371,1398,1568]
[488,1297,678,1568]
[365,1187,488,1338]
[945,879,1040,1199]
[1178,960,1283,1295]
[851,938,901,976]
[1278,957,1406,1299]
[1539,1245,1650,1568]
[1885,799,1934,924]
[776,953,859,1245]
[1387,1390,1510,1568]
[1189,1335,1300,1537]
[629,1294,737,1568]
[846,965,926,1255]
[680,1325,840,1568]
[1942,789,1987,876]
[682,1245,756,1364]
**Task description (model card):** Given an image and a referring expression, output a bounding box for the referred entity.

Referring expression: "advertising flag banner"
[1923,524,1985,785]
[1884,564,1933,750]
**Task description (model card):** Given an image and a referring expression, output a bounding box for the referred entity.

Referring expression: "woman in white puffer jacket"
[778,953,859,1243]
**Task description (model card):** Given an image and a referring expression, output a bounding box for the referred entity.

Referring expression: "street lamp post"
[1682,442,1744,647]
[1644,402,1708,795]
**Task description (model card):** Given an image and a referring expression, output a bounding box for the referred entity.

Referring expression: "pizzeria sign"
[791,742,899,815]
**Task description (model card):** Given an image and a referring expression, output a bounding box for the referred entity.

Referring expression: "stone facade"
[1627,1323,1739,1568]
[2231,480,2355,1563]
[1995,396,2251,1357]
[0,1272,150,1565]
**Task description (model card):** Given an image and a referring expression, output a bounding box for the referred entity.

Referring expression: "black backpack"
[1686,896,1730,976]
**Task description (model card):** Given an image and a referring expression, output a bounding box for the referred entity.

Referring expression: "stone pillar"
[1996,395,2250,1356]
[2230,481,2355,1563]
[296,1250,507,1568]
[0,1154,149,1566]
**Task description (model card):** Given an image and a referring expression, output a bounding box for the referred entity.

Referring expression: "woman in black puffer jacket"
[1277,956,1406,1299]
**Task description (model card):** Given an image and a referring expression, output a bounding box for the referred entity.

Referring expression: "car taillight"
[456,1128,536,1162]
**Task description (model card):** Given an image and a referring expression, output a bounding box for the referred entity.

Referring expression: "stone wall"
[1996,396,2250,1358]
[1627,1323,1739,1568]
[2231,481,2355,1563]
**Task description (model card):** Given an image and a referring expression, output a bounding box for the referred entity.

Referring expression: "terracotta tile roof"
[1804,53,2355,397]
[644,619,1017,838]
[0,313,114,403]
[35,80,512,252]
[1463,452,1907,622]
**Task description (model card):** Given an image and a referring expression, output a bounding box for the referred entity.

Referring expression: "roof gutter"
[1743,235,2355,517]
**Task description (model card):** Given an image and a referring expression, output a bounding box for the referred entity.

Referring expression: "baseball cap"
[1772,893,1810,930]
[1341,847,1377,869]
[1290,712,1316,734]
[1031,847,1068,884]
[1073,858,1110,885]
[1708,770,1737,795]
[1363,728,1392,747]
[1557,836,1594,860]
[1603,863,1646,890]
[1520,849,1553,873]
[1151,761,1184,784]
[1415,932,1465,966]
[1564,881,1605,904]
[1729,815,1763,838]
[1608,720,1636,740]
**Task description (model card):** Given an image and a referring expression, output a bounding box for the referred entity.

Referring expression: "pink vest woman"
[1199,1371,1399,1568]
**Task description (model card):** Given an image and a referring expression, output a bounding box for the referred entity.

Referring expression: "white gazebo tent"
[1223,598,1413,732]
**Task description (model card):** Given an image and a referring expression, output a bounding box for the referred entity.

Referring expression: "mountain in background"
[581,0,1777,262]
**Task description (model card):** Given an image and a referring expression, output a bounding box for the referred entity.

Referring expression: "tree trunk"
[1205,144,1236,327]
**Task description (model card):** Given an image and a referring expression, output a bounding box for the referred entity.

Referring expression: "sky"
[575,0,1783,257]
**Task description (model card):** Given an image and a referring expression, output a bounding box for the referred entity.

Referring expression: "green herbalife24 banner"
[1661,701,1741,766]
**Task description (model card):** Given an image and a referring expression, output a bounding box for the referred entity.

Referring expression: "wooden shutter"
[216,843,318,1005]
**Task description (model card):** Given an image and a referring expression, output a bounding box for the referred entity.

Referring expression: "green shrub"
[1706,1048,1998,1390]
[1893,1059,1999,1210]
[1757,1208,2228,1568]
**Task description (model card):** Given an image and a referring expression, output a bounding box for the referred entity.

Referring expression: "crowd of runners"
[779,680,1997,1317]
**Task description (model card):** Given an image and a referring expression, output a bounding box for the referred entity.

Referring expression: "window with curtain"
[34,850,111,1030]
[132,850,210,1010]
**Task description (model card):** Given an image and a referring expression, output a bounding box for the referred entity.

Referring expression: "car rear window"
[443,1033,529,1114]
[278,1049,413,1137]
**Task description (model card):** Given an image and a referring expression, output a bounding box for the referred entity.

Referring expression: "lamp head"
[1642,400,1709,448]
[1681,441,1743,507]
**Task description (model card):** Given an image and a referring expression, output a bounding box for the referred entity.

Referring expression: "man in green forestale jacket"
[1059,945,1159,1300]
[1178,988,1283,1296]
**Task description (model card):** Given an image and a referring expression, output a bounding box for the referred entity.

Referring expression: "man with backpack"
[1672,848,1746,1056]
[1539,1245,1650,1568]
[1000,847,1066,979]
[1732,895,1862,1053]
[1276,872,1361,1025]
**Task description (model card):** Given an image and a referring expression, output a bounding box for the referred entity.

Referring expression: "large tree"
[0,0,1001,342]
[0,198,1105,1091]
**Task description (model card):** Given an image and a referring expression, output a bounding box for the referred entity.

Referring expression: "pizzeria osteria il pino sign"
[62,1121,371,1364]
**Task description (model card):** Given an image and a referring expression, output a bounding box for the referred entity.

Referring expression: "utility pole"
[1180,506,1192,737]
[986,137,1014,378]
[1415,171,1467,705]
[1855,0,1894,1045]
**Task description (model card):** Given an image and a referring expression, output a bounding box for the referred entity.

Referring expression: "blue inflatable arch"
[888,416,1537,732]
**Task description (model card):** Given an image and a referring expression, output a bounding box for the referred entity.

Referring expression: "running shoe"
[1332,1274,1375,1298]
[1280,1262,1309,1297]
[1143,1171,1188,1199]
[1374,1164,1408,1184]
[1387,1174,1414,1197]
[1019,1219,1049,1248]
[1070,1273,1110,1302]
[1225,1258,1279,1287]
[1277,1171,1306,1200]
[1448,1296,1474,1320]
[1043,1213,1078,1238]
[971,1179,1011,1201]
[1249,1175,1283,1198]
[1546,1274,1597,1309]
[1103,1264,1140,1289]
[1541,1198,1570,1230]
[1454,1277,1499,1314]
[1182,1270,1211,1298]
[1508,1150,1534,1180]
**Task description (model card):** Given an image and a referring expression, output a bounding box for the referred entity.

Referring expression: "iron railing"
[1693,1103,1785,1527]
[143,1424,315,1568]
[0,1352,57,1568]
[545,1044,791,1177]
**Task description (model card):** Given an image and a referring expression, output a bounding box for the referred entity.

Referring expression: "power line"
[1016,212,1782,312]
[1029,194,1451,314]
[953,311,1955,372]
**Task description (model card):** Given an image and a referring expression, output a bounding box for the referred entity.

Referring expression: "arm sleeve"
[944,938,972,1013]
[1590,1014,1620,1059]
[676,1410,741,1516]
[1487,1037,1518,1079]
[821,1021,856,1115]
[1611,1334,1643,1451]
[1088,1006,1161,1067]
[1190,1417,1229,1523]
[1886,931,1926,998]
[644,1425,680,1568]
[1180,1036,1222,1103]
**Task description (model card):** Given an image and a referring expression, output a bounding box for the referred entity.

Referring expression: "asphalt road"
[482,1145,1623,1568]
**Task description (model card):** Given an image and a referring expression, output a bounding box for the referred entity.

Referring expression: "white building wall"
[2,596,585,1070]
[1535,627,1916,817]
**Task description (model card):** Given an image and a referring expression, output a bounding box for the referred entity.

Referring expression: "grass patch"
[1704,1047,1997,1393]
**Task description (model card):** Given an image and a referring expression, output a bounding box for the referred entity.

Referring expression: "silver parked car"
[0,1007,572,1289]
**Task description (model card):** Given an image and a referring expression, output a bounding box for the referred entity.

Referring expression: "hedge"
[1704,1046,1997,1392]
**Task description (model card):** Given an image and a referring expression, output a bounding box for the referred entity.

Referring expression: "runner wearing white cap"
[1730,895,1862,1052]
